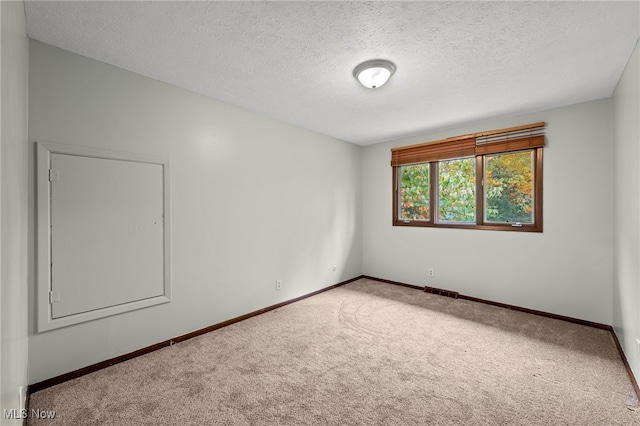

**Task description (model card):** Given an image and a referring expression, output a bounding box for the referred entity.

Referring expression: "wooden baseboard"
[362,275,424,291]
[28,275,364,394]
[610,327,640,401]
[363,274,640,401]
[28,274,640,403]
[363,275,610,328]
[458,294,610,330]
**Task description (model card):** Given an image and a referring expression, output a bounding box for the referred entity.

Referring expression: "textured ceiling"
[24,1,640,146]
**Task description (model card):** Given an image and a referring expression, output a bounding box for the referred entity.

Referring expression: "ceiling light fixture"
[353,59,396,89]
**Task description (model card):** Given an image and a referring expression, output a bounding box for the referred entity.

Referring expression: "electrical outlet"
[276,280,282,291]
[428,268,434,277]
[636,339,640,360]
[332,265,337,272]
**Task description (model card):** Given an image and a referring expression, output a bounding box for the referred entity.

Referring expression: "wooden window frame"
[391,122,544,233]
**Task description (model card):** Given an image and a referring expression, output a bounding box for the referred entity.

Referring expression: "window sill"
[392,220,542,233]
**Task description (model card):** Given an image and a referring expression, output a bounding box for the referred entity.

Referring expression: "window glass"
[399,164,430,220]
[438,157,476,223]
[484,151,534,224]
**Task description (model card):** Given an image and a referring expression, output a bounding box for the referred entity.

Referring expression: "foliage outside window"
[438,157,476,223]
[400,164,430,220]
[392,122,544,232]
[485,151,534,224]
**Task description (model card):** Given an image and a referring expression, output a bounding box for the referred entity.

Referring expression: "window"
[392,122,544,232]
[438,157,476,223]
[399,163,430,221]
[484,151,534,224]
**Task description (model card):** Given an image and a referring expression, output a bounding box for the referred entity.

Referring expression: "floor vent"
[424,286,459,299]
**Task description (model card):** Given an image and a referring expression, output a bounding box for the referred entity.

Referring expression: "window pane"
[438,157,476,223]
[484,151,534,224]
[399,164,430,220]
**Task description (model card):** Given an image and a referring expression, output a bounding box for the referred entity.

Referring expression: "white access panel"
[37,142,171,331]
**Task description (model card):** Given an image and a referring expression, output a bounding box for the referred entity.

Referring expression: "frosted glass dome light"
[353,59,396,89]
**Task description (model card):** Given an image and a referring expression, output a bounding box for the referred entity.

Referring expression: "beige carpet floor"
[28,278,639,425]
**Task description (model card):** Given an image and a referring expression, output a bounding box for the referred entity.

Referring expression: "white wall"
[363,99,613,324]
[0,1,29,424]
[28,41,362,384]
[613,40,640,380]
[24,31,638,387]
